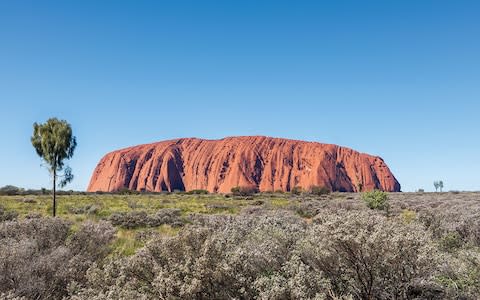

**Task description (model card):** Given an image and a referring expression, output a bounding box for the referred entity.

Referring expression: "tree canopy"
[31,118,76,216]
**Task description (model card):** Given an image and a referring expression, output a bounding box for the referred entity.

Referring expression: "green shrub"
[294,200,322,218]
[117,188,139,195]
[231,186,258,196]
[186,189,209,195]
[309,185,330,196]
[362,190,389,211]
[290,186,303,195]
[440,232,463,252]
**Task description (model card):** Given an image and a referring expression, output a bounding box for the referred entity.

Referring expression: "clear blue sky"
[1,0,479,192]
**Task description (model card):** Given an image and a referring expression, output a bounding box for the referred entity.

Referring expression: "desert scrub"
[2,192,480,299]
[110,228,145,256]
[440,232,464,252]
[293,200,322,218]
[290,186,303,195]
[204,203,236,213]
[0,205,18,221]
[307,210,437,299]
[0,217,115,300]
[67,204,101,215]
[401,209,416,224]
[309,185,330,196]
[362,190,389,211]
[69,212,306,299]
[185,189,209,195]
[108,208,183,229]
[268,197,290,208]
[69,210,444,300]
[433,248,480,299]
[231,186,259,196]
[418,205,480,248]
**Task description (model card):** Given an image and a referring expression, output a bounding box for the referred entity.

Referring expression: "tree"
[0,185,24,195]
[434,180,444,192]
[434,181,440,192]
[31,118,77,217]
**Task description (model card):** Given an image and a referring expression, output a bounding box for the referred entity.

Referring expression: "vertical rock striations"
[87,136,401,193]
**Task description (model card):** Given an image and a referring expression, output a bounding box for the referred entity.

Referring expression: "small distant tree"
[434,180,444,192]
[31,118,77,217]
[434,181,440,192]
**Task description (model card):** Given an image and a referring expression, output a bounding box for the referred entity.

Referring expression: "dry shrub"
[294,200,323,218]
[293,198,363,219]
[437,249,480,298]
[108,208,183,229]
[306,211,437,299]
[70,210,442,300]
[0,205,18,222]
[4,192,480,299]
[309,185,330,196]
[0,218,115,299]
[231,186,259,196]
[418,206,480,248]
[68,204,101,215]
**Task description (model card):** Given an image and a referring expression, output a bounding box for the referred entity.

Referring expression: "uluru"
[87,136,400,193]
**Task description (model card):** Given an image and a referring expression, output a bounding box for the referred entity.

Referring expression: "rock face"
[87,136,401,193]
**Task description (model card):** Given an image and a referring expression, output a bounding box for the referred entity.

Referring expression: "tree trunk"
[53,168,56,217]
